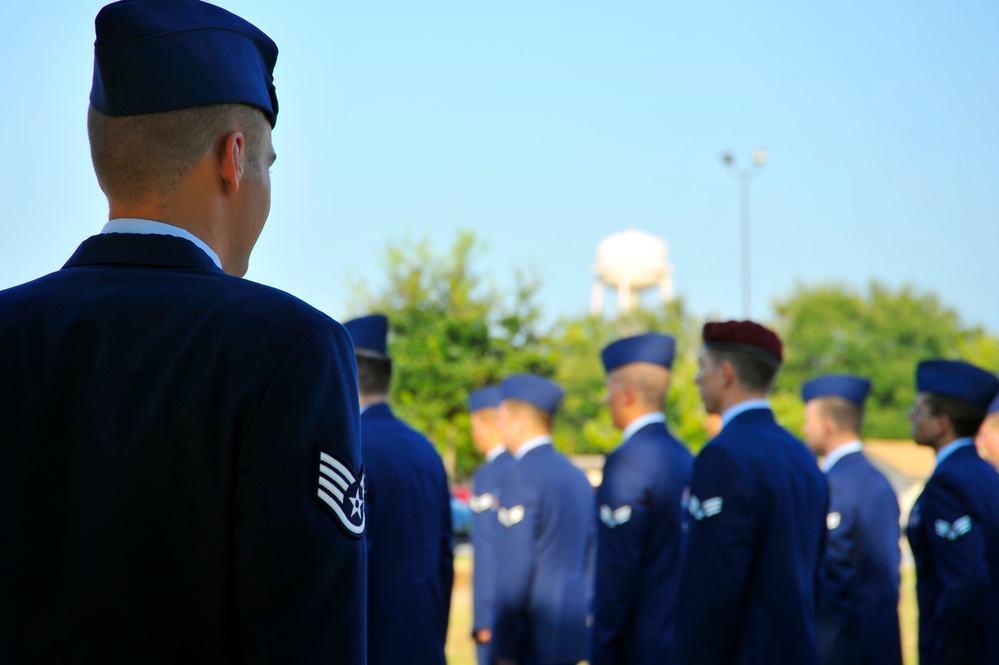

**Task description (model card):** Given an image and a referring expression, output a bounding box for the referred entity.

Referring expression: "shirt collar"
[821,439,863,473]
[486,445,507,463]
[720,398,771,430]
[621,411,665,443]
[514,435,553,460]
[102,218,222,270]
[935,437,975,468]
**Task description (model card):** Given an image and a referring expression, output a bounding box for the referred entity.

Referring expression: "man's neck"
[717,389,768,415]
[358,394,387,409]
[823,433,860,457]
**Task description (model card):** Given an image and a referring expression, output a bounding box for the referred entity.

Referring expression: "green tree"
[351,230,554,481]
[773,280,999,440]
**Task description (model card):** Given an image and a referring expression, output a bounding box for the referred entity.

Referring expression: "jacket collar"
[63,234,223,273]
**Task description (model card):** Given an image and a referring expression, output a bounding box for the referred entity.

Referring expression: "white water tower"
[591,228,674,316]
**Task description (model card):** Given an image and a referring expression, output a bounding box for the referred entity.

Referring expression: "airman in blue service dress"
[490,374,594,665]
[468,386,516,665]
[345,314,454,665]
[801,375,902,665]
[906,360,999,665]
[589,334,693,665]
[677,320,827,665]
[0,2,366,662]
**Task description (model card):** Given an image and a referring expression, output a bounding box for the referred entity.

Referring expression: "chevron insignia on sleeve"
[470,493,496,514]
[498,505,525,527]
[827,512,842,530]
[599,504,633,528]
[316,451,366,538]
[688,495,723,521]
[934,516,972,541]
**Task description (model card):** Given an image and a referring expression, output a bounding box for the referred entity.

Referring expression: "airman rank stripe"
[470,493,495,513]
[599,504,633,528]
[688,495,723,522]
[498,505,525,527]
[934,516,972,541]
[316,451,365,538]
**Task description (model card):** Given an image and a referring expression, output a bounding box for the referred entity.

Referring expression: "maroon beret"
[702,320,783,363]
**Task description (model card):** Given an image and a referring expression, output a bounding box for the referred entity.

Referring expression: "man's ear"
[720,359,737,387]
[219,131,245,194]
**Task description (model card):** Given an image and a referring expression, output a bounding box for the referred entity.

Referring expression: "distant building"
[591,228,674,317]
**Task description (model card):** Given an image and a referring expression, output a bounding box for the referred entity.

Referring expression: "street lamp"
[721,149,768,318]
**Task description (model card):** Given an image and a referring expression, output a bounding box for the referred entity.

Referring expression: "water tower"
[591,228,674,316]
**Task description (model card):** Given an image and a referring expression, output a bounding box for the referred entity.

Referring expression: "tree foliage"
[351,230,554,480]
[354,230,999,479]
[773,280,998,439]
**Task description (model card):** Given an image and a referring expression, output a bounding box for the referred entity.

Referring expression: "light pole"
[721,148,768,319]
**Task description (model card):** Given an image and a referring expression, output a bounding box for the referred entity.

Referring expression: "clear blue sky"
[3,0,998,334]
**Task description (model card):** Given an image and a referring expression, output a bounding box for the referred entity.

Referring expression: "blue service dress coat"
[471,449,516,665]
[818,450,902,665]
[361,402,454,665]
[906,442,999,665]
[589,419,693,665]
[0,233,366,663]
[677,407,828,665]
[490,442,595,665]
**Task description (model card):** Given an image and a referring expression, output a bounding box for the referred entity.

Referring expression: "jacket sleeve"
[676,444,757,665]
[920,475,987,664]
[816,487,859,665]
[589,454,651,665]
[438,467,455,648]
[489,469,537,662]
[233,319,366,664]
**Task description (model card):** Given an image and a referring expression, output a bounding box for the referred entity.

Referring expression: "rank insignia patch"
[934,516,972,541]
[600,504,632,528]
[316,451,365,538]
[470,493,495,514]
[688,495,723,522]
[498,505,526,527]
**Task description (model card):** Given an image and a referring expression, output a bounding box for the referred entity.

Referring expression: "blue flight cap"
[801,375,872,407]
[344,314,389,357]
[91,0,279,127]
[500,374,564,415]
[990,392,999,415]
[468,386,502,413]
[601,333,676,373]
[916,359,999,410]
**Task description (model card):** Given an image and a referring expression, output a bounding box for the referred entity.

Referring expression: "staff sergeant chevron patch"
[688,495,723,522]
[316,451,365,538]
[599,504,633,528]
[498,505,525,527]
[934,516,972,541]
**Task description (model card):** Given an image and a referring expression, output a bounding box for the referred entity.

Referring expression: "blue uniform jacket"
[818,451,902,665]
[471,449,515,664]
[490,443,594,665]
[589,420,693,665]
[906,443,999,665]
[0,233,366,663]
[677,408,828,665]
[361,403,454,665]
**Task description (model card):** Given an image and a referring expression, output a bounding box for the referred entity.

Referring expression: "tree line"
[351,230,999,480]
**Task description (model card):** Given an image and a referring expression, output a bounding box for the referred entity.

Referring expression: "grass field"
[446,548,920,665]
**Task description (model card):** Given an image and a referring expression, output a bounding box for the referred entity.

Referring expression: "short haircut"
[503,399,553,431]
[816,395,864,435]
[356,354,392,397]
[924,393,987,438]
[614,364,670,410]
[708,348,780,393]
[87,103,268,206]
